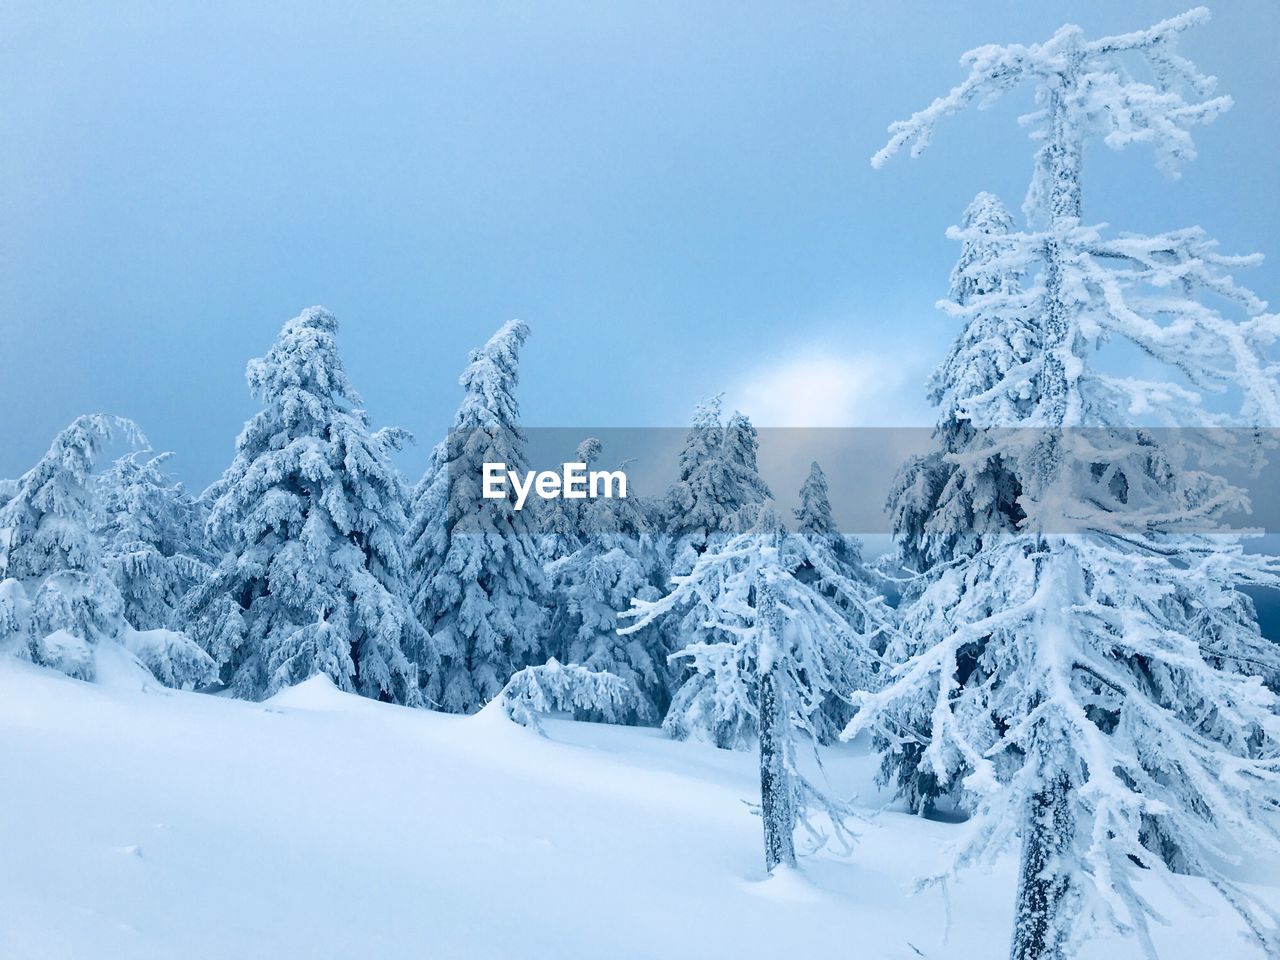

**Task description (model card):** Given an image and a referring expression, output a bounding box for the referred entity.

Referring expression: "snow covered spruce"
[864,8,1280,960]
[496,657,637,734]
[405,319,550,713]
[0,415,213,687]
[659,397,776,745]
[95,451,213,636]
[179,307,424,704]
[620,506,889,871]
[543,438,673,724]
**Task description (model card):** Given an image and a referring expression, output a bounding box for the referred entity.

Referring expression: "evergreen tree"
[889,192,1032,573]
[405,320,547,713]
[540,437,602,564]
[665,397,771,571]
[721,412,772,523]
[548,444,672,723]
[0,415,134,678]
[94,451,212,632]
[792,461,882,742]
[499,658,636,734]
[655,493,886,751]
[541,437,602,665]
[879,193,1034,816]
[622,510,884,870]
[180,307,422,704]
[861,10,1280,958]
[0,415,212,687]
[661,402,774,744]
[794,460,837,538]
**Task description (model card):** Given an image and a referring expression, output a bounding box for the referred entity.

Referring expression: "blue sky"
[1,0,1277,488]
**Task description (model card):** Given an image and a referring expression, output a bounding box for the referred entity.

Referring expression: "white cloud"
[729,347,928,428]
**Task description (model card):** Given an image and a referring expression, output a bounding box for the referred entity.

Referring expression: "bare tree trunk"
[1012,80,1082,960]
[758,662,796,872]
[1009,768,1074,960]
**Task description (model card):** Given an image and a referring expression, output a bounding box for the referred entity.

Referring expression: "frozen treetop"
[0,414,145,579]
[947,192,1017,304]
[869,7,1280,430]
[246,306,360,411]
[795,461,836,536]
[871,7,1229,183]
[457,319,530,439]
[575,437,602,467]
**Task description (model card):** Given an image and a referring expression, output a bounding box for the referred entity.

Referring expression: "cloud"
[729,347,929,428]
[722,347,933,548]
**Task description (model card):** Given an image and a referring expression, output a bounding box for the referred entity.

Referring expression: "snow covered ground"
[1,656,1274,960]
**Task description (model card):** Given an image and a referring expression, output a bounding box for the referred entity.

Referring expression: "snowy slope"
[0,659,1273,960]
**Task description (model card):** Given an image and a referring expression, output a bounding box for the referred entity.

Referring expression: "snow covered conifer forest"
[3,6,1280,959]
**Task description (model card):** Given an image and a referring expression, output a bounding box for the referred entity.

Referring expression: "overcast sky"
[1,0,1277,488]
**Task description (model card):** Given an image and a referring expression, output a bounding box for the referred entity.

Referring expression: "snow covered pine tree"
[0,415,213,687]
[889,192,1031,574]
[546,440,672,723]
[405,320,548,713]
[180,307,422,703]
[856,9,1280,959]
[540,436,602,570]
[878,191,1034,818]
[664,397,772,573]
[661,400,774,745]
[95,451,212,633]
[542,436,602,670]
[792,461,882,742]
[621,509,887,871]
[498,658,636,734]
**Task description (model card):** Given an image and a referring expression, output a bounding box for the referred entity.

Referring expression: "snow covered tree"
[878,193,1035,816]
[667,396,726,537]
[722,411,772,518]
[621,510,884,870]
[0,415,213,687]
[665,397,772,570]
[542,436,603,666]
[0,415,135,678]
[860,9,1280,959]
[405,319,548,713]
[498,658,636,734]
[180,307,422,704]
[645,499,887,751]
[94,451,211,632]
[889,192,1032,573]
[661,402,775,743]
[540,436,602,564]
[547,445,672,724]
[794,460,837,539]
[792,461,882,741]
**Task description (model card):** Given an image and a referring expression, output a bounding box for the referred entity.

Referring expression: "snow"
[262,673,369,712]
[89,640,176,693]
[1,659,1273,960]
